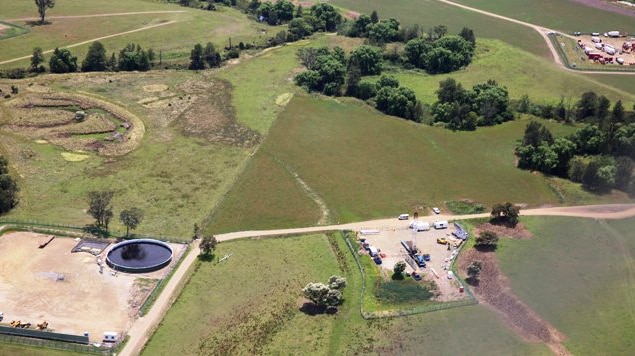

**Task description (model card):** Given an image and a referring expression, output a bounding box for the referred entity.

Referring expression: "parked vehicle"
[398,213,410,220]
[432,207,440,214]
[414,254,426,268]
[373,255,382,265]
[423,254,431,261]
[437,237,449,245]
[433,220,449,229]
[410,221,430,231]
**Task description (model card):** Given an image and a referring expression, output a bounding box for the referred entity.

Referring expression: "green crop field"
[384,38,635,105]
[207,93,630,232]
[0,1,280,68]
[142,231,548,355]
[0,0,168,19]
[333,0,549,58]
[454,0,635,33]
[498,216,635,355]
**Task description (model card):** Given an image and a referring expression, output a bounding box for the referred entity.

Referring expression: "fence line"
[0,218,183,242]
[341,229,477,320]
[0,333,108,355]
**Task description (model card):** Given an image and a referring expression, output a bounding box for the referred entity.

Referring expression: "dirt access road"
[118,203,635,356]
[437,0,635,76]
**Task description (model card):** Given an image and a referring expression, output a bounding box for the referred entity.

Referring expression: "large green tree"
[30,47,45,72]
[119,208,143,237]
[87,190,114,229]
[0,156,19,215]
[49,48,78,73]
[35,0,55,24]
[81,42,108,72]
[348,45,382,75]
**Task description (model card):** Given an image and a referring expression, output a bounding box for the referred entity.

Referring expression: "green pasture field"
[0,3,280,68]
[332,0,549,58]
[207,93,630,232]
[592,73,635,97]
[454,0,635,33]
[142,233,374,355]
[0,72,253,239]
[387,39,635,105]
[498,216,635,355]
[0,343,84,356]
[0,0,170,19]
[143,231,546,355]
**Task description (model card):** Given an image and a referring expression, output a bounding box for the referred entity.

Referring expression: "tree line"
[516,92,634,193]
[0,156,19,215]
[342,11,476,74]
[294,46,423,121]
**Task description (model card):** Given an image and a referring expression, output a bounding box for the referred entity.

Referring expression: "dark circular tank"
[106,239,173,273]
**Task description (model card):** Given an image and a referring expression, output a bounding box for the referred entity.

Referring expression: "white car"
[432,207,440,214]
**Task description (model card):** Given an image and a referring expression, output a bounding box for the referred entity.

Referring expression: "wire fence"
[341,229,477,320]
[0,333,109,355]
[0,218,182,242]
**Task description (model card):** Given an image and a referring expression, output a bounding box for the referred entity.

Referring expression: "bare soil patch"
[474,223,533,240]
[458,248,570,355]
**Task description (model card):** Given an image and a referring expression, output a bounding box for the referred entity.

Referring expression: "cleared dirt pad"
[474,223,533,240]
[0,232,184,342]
[458,248,570,355]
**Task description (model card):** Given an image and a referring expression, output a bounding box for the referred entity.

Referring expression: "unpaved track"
[5,10,186,22]
[0,21,178,65]
[116,203,634,355]
[119,240,199,356]
[437,0,635,76]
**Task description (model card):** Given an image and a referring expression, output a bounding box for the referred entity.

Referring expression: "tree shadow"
[391,273,404,280]
[299,302,338,316]
[474,244,497,252]
[25,20,51,27]
[197,252,215,262]
[466,277,480,287]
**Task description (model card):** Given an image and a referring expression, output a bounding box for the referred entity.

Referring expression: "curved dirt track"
[437,0,635,76]
[107,203,635,355]
[5,10,186,22]
[0,20,178,65]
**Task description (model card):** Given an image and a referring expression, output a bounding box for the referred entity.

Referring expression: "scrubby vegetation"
[0,156,20,215]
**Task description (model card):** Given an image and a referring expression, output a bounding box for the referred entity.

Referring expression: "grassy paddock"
[142,232,385,355]
[454,0,635,33]
[333,0,549,58]
[211,93,623,231]
[497,216,635,355]
[388,39,635,105]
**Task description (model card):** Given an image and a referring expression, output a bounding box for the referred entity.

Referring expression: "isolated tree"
[30,47,45,72]
[490,202,520,226]
[49,48,78,73]
[475,231,499,250]
[467,261,483,283]
[0,156,19,215]
[200,235,218,256]
[87,190,114,229]
[35,0,55,24]
[119,208,143,237]
[81,41,108,72]
[393,261,407,277]
[192,223,201,241]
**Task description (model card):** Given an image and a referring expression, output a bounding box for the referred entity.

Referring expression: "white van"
[433,221,449,229]
[369,246,378,257]
[398,213,410,220]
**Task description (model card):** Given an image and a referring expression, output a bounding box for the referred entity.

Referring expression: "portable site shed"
[433,221,449,229]
[410,221,430,231]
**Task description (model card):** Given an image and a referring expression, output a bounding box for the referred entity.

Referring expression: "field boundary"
[0,333,107,355]
[0,20,29,40]
[0,218,183,242]
[341,230,477,320]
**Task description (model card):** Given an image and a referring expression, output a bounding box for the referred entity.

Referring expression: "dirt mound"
[458,248,570,354]
[474,223,533,240]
